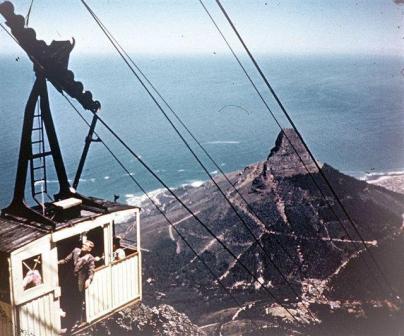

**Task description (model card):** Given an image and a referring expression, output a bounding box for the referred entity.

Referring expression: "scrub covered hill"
[113,129,404,335]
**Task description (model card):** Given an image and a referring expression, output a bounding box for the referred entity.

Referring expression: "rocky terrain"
[98,129,404,335]
[78,303,206,336]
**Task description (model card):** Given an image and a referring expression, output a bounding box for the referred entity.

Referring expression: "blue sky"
[0,0,403,55]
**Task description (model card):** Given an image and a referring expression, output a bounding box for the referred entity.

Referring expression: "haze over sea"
[0,54,403,207]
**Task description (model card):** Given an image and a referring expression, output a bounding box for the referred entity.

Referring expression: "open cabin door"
[11,236,61,336]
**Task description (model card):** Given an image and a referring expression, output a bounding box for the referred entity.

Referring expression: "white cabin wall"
[10,235,57,305]
[10,235,61,336]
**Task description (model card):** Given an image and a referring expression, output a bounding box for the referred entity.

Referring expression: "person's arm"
[85,256,95,289]
[58,249,74,265]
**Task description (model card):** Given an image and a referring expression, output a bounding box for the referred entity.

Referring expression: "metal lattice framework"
[0,1,105,229]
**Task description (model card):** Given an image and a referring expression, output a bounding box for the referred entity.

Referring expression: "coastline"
[125,170,404,206]
[362,172,404,195]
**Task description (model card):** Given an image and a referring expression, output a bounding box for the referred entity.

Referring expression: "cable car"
[0,2,142,334]
[0,199,142,336]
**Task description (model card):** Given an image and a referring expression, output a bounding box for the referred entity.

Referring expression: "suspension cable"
[0,4,326,308]
[63,94,259,327]
[197,0,394,301]
[213,0,396,297]
[63,91,302,323]
[81,1,332,302]
[198,0,393,300]
[2,3,390,302]
[80,0,319,315]
[197,0,368,294]
[1,18,302,320]
[25,0,34,27]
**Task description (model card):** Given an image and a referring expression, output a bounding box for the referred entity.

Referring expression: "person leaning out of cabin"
[58,240,96,329]
[58,240,96,290]
[113,236,126,261]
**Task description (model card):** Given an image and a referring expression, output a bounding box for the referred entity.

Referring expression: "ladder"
[29,102,51,206]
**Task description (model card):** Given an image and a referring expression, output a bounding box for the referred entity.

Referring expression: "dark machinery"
[0,1,105,229]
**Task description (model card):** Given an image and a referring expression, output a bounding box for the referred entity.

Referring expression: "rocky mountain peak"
[132,129,404,336]
[265,128,319,177]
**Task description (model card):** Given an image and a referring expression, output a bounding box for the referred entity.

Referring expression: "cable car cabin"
[0,2,143,334]
[0,198,142,336]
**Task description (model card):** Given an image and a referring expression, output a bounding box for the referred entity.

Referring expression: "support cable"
[80,0,318,316]
[62,92,302,324]
[197,0,366,293]
[199,0,392,300]
[3,7,319,306]
[197,0,359,245]
[25,0,34,27]
[64,94,258,329]
[2,19,304,324]
[0,22,18,42]
[82,0,329,302]
[2,20,297,319]
[214,0,396,298]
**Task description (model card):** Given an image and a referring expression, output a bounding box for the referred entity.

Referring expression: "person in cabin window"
[113,236,126,261]
[22,269,42,290]
[22,256,42,290]
[58,240,96,329]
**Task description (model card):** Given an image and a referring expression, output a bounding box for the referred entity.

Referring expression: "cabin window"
[21,254,43,290]
[112,211,139,263]
[112,236,137,262]
[86,226,105,268]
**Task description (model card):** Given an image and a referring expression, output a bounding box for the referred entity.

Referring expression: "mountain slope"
[131,129,404,335]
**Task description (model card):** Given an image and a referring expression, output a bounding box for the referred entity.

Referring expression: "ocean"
[0,53,403,208]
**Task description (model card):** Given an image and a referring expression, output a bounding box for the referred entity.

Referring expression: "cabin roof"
[0,217,47,254]
[0,197,139,254]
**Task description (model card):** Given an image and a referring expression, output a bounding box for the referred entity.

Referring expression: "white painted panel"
[85,252,141,323]
[111,254,139,308]
[85,266,113,323]
[17,291,59,336]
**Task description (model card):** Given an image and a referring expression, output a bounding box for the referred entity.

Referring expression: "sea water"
[0,54,403,207]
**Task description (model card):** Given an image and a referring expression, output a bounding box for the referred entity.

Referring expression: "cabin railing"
[85,251,141,323]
